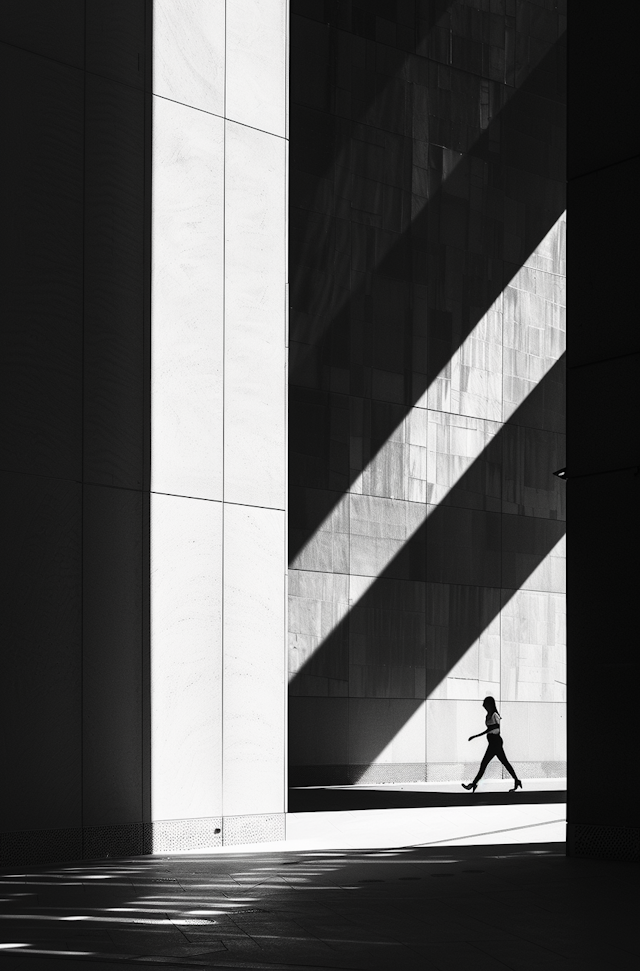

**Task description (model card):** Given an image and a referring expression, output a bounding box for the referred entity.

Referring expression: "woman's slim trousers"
[473,735,517,782]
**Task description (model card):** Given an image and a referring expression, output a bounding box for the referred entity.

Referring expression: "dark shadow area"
[1,840,636,969]
[288,785,566,811]
[0,0,152,863]
[290,353,565,700]
[290,19,566,560]
[566,5,640,862]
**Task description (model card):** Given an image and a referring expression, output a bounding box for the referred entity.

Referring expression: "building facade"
[287,1,566,786]
[0,0,589,866]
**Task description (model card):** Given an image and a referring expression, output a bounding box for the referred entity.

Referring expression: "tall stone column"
[150,0,289,849]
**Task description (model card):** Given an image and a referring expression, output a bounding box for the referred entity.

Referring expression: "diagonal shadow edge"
[291,32,566,378]
[289,356,565,777]
[290,32,566,382]
[289,34,566,562]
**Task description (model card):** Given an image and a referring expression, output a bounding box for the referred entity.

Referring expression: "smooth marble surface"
[349,493,426,579]
[501,590,566,702]
[426,700,495,766]
[426,582,501,700]
[499,701,566,763]
[150,492,223,821]
[222,503,286,817]
[289,486,350,574]
[151,97,224,501]
[224,120,287,510]
[427,411,501,510]
[153,0,225,115]
[288,569,349,687]
[149,5,289,830]
[349,576,426,700]
[225,0,288,137]
[502,215,566,430]
[427,301,502,421]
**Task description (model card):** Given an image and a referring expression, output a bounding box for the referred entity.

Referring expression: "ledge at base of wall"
[289,761,567,787]
[0,814,286,866]
[566,823,639,863]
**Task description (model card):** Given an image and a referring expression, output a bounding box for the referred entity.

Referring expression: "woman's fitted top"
[486,711,501,735]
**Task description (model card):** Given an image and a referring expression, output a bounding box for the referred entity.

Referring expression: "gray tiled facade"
[288,1,566,785]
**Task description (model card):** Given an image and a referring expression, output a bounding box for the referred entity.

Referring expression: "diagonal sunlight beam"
[289,34,566,563]
[291,211,565,595]
[290,353,566,692]
[288,12,566,783]
[291,20,565,374]
[289,355,565,780]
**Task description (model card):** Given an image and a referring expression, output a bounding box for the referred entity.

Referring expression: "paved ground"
[0,783,636,971]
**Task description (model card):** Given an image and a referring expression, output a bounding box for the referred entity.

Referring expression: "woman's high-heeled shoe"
[462,782,477,792]
[510,779,522,791]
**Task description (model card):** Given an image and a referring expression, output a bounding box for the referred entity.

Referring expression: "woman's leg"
[495,740,519,781]
[471,743,495,784]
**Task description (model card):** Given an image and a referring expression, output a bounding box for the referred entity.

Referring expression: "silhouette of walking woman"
[462,697,522,792]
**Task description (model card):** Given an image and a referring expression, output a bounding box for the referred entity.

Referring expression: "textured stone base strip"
[145,817,223,853]
[426,762,502,783]
[1,823,147,866]
[290,762,567,787]
[352,763,426,785]
[512,761,567,779]
[83,823,144,859]
[222,813,285,846]
[0,827,82,867]
[0,813,288,865]
[567,824,639,862]
[145,814,285,851]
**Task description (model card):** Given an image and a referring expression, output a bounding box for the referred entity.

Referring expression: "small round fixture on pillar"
[553,468,567,479]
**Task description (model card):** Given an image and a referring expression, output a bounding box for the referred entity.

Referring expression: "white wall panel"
[222,503,286,815]
[151,0,287,832]
[501,590,566,702]
[150,493,223,821]
[154,0,225,115]
[499,702,558,763]
[426,700,487,764]
[226,0,287,137]
[152,98,224,500]
[224,120,286,510]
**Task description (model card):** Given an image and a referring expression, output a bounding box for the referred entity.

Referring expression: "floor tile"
[1,796,636,971]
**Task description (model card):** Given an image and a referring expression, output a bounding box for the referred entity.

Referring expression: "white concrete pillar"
[150,0,288,849]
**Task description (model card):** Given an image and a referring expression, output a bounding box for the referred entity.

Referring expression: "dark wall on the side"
[0,1,151,864]
[567,10,640,861]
